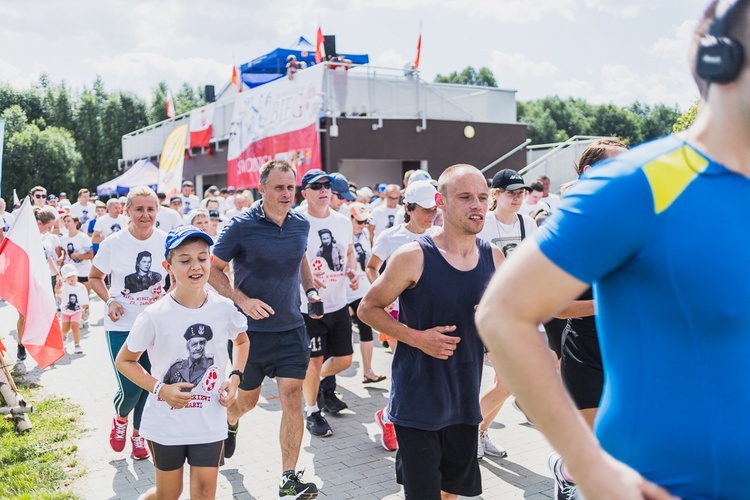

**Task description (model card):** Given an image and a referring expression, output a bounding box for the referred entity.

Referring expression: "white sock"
[381,407,391,423]
[306,404,319,416]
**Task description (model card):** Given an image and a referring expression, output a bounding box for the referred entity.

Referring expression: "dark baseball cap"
[330,173,356,201]
[491,169,531,191]
[164,226,214,259]
[301,169,333,189]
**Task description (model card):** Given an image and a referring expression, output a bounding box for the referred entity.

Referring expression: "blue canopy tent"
[240,36,369,88]
[96,159,159,197]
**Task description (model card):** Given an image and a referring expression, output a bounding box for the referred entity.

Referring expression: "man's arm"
[345,243,359,290]
[476,241,674,499]
[92,230,104,244]
[209,255,275,320]
[358,243,459,359]
[554,299,595,319]
[364,254,383,284]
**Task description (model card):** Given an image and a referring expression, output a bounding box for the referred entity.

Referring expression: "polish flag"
[166,90,175,119]
[315,27,325,64]
[189,103,215,149]
[0,198,64,369]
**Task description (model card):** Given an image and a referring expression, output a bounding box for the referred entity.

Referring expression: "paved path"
[1,296,554,499]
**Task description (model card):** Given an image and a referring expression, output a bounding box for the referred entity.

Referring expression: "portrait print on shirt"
[66,242,82,263]
[387,214,395,228]
[110,222,122,233]
[123,250,163,295]
[316,228,345,272]
[163,324,217,391]
[354,242,367,271]
[66,294,81,312]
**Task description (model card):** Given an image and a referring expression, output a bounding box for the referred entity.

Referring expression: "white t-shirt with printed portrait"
[94,214,129,240]
[61,232,93,277]
[370,205,400,242]
[60,281,89,314]
[126,292,247,446]
[69,202,95,227]
[347,229,371,303]
[297,207,353,314]
[93,228,168,331]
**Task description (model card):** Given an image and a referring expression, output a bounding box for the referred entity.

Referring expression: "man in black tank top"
[359,165,505,500]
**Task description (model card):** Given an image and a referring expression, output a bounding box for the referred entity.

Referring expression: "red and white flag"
[231,66,242,93]
[189,103,215,149]
[414,29,422,71]
[0,198,64,369]
[166,90,175,119]
[315,27,325,64]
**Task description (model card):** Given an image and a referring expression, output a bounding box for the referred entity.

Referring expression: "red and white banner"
[227,63,324,189]
[0,198,64,369]
[189,103,215,149]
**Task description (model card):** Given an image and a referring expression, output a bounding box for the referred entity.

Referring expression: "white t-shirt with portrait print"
[347,229,371,303]
[1,211,15,234]
[60,281,89,314]
[94,214,129,240]
[60,231,93,277]
[69,202,95,227]
[93,228,168,331]
[370,205,400,242]
[477,211,537,257]
[296,207,353,314]
[125,291,247,446]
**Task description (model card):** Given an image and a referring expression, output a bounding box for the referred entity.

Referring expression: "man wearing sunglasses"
[329,172,356,217]
[297,169,359,438]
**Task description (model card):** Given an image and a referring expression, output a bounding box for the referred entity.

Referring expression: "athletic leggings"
[106,330,151,430]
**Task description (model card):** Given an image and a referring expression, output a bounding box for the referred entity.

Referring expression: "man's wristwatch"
[229,370,243,383]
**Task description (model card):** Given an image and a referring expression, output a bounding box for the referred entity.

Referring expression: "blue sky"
[0,0,709,110]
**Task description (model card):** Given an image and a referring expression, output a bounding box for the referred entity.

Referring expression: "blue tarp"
[240,36,369,88]
[96,159,159,197]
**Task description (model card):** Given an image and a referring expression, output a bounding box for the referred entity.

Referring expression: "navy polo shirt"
[213,200,310,332]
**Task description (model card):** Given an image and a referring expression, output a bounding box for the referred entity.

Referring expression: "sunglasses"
[352,218,369,225]
[334,193,345,200]
[307,182,331,191]
[34,193,47,199]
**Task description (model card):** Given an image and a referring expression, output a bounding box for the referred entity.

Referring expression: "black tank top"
[389,235,495,430]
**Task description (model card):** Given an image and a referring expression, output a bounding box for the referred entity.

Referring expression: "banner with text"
[158,124,189,198]
[227,63,324,188]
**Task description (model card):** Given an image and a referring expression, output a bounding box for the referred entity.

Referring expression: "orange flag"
[414,33,422,71]
[231,66,242,92]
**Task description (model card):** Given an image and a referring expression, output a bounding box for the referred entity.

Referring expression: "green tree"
[673,99,700,133]
[434,66,498,87]
[2,123,82,201]
[150,81,170,123]
[1,105,29,137]
[629,102,681,142]
[176,83,206,114]
[74,88,106,190]
[43,82,76,131]
[101,92,149,180]
[0,85,44,122]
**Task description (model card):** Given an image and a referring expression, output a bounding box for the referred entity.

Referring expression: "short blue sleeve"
[536,162,655,284]
[212,217,241,263]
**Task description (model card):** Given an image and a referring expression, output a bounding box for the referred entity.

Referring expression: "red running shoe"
[131,435,150,461]
[109,415,127,452]
[375,408,398,451]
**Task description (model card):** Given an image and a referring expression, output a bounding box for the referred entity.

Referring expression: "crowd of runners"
[4,2,750,498]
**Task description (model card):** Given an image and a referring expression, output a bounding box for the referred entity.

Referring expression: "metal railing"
[481,139,532,174]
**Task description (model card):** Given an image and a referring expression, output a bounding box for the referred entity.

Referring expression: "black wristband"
[229,370,243,383]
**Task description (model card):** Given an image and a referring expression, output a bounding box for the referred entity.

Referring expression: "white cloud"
[650,19,698,60]
[583,0,654,19]
[552,78,596,97]
[0,60,31,88]
[445,0,577,22]
[490,51,558,77]
[374,50,409,69]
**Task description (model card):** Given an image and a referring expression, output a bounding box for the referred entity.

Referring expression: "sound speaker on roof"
[324,36,337,59]
[205,85,215,103]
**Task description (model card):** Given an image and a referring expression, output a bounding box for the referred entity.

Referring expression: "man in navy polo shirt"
[210,159,322,499]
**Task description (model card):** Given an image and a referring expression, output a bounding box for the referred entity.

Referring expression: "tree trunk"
[0,353,32,432]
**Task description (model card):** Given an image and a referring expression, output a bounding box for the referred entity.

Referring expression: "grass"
[0,376,83,499]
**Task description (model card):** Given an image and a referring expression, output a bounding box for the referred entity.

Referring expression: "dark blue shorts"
[240,326,310,391]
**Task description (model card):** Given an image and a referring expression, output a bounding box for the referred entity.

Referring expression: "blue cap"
[330,173,356,201]
[376,183,387,193]
[301,169,334,189]
[164,226,214,260]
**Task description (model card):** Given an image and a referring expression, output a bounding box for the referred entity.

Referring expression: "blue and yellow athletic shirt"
[537,135,750,499]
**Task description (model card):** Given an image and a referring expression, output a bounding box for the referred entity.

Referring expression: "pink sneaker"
[131,435,150,461]
[109,415,127,452]
[375,408,398,451]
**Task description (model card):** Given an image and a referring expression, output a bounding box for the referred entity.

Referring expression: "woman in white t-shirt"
[90,186,168,462]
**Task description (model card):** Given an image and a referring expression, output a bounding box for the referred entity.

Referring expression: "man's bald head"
[438,164,486,197]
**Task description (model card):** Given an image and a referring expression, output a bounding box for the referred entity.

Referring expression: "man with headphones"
[475,1,750,499]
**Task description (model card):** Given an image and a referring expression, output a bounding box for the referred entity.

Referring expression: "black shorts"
[544,318,567,359]
[148,440,224,471]
[304,306,353,358]
[240,326,310,391]
[77,276,89,283]
[348,298,373,342]
[561,324,603,410]
[394,423,482,499]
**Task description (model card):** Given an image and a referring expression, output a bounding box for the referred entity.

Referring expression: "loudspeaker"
[205,85,215,103]
[324,36,337,59]
[696,0,745,83]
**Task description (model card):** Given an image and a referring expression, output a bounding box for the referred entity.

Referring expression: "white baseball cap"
[408,170,432,184]
[404,180,437,209]
[61,264,77,279]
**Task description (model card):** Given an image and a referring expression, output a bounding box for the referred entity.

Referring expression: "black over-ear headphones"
[696,0,746,83]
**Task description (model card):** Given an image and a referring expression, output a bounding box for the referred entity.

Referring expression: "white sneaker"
[74,344,83,354]
[477,430,485,459]
[479,429,507,458]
